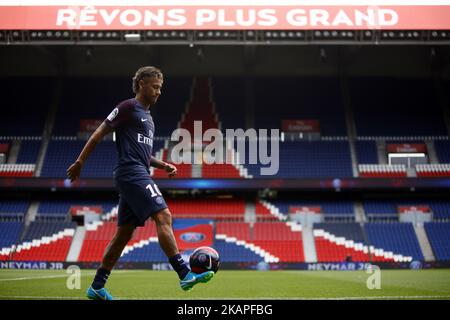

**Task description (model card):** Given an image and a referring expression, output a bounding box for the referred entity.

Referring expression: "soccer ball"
[189,246,220,274]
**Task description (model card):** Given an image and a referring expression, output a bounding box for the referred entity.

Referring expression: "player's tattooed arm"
[150,157,178,177]
[66,122,113,182]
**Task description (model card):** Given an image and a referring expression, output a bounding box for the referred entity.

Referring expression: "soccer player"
[66,66,214,300]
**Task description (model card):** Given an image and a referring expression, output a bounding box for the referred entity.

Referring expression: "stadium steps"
[406,167,417,178]
[425,140,439,164]
[354,202,367,223]
[339,76,359,177]
[34,77,62,177]
[7,140,21,164]
[376,140,387,164]
[301,226,317,263]
[413,224,435,262]
[24,201,39,226]
[244,201,256,223]
[66,226,86,262]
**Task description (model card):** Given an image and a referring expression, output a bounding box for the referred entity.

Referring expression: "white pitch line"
[0,270,145,282]
[0,273,96,282]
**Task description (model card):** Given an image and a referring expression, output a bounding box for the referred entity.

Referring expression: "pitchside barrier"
[2,261,450,270]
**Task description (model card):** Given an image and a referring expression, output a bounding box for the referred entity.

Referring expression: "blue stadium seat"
[365,222,424,260]
[16,140,41,164]
[22,221,77,242]
[424,222,450,261]
[355,141,378,164]
[0,222,24,249]
[241,141,353,178]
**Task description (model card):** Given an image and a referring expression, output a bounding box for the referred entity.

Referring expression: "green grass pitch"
[0,269,450,300]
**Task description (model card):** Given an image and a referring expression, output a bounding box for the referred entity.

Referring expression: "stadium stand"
[0,201,29,217]
[210,77,246,131]
[416,164,450,177]
[358,164,407,177]
[0,77,55,136]
[0,164,35,177]
[424,222,450,261]
[253,77,347,136]
[350,77,448,137]
[0,222,24,260]
[252,222,304,262]
[266,199,355,220]
[37,200,116,220]
[435,141,450,163]
[214,239,264,263]
[215,222,251,241]
[242,141,353,178]
[6,221,76,261]
[364,222,424,261]
[41,140,116,178]
[355,140,379,164]
[16,140,42,164]
[166,198,246,221]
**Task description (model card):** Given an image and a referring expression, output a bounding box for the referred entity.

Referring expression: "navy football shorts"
[114,175,168,227]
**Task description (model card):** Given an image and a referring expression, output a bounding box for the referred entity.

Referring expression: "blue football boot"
[86,286,114,300]
[180,271,215,291]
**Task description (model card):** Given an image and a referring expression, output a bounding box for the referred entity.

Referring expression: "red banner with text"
[1,6,450,30]
[398,206,431,214]
[289,206,322,214]
[282,119,320,132]
[387,143,427,153]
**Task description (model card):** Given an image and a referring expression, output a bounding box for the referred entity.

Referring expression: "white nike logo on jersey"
[141,118,148,122]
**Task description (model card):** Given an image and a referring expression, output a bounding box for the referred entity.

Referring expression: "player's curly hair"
[132,66,163,94]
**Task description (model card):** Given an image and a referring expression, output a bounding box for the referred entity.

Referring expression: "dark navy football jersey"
[105,98,154,176]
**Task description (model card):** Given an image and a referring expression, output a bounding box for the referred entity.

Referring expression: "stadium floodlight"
[124,33,141,42]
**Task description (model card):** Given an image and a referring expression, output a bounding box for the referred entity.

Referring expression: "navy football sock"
[92,267,111,290]
[169,254,190,280]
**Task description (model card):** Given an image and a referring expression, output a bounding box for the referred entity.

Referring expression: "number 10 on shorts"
[146,184,162,197]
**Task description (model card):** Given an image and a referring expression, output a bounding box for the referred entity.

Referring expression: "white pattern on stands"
[0,229,75,256]
[215,234,279,263]
[259,200,287,221]
[120,237,159,257]
[313,228,413,263]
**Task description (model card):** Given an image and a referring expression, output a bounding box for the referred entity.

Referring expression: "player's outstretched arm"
[150,157,178,177]
[66,122,113,182]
